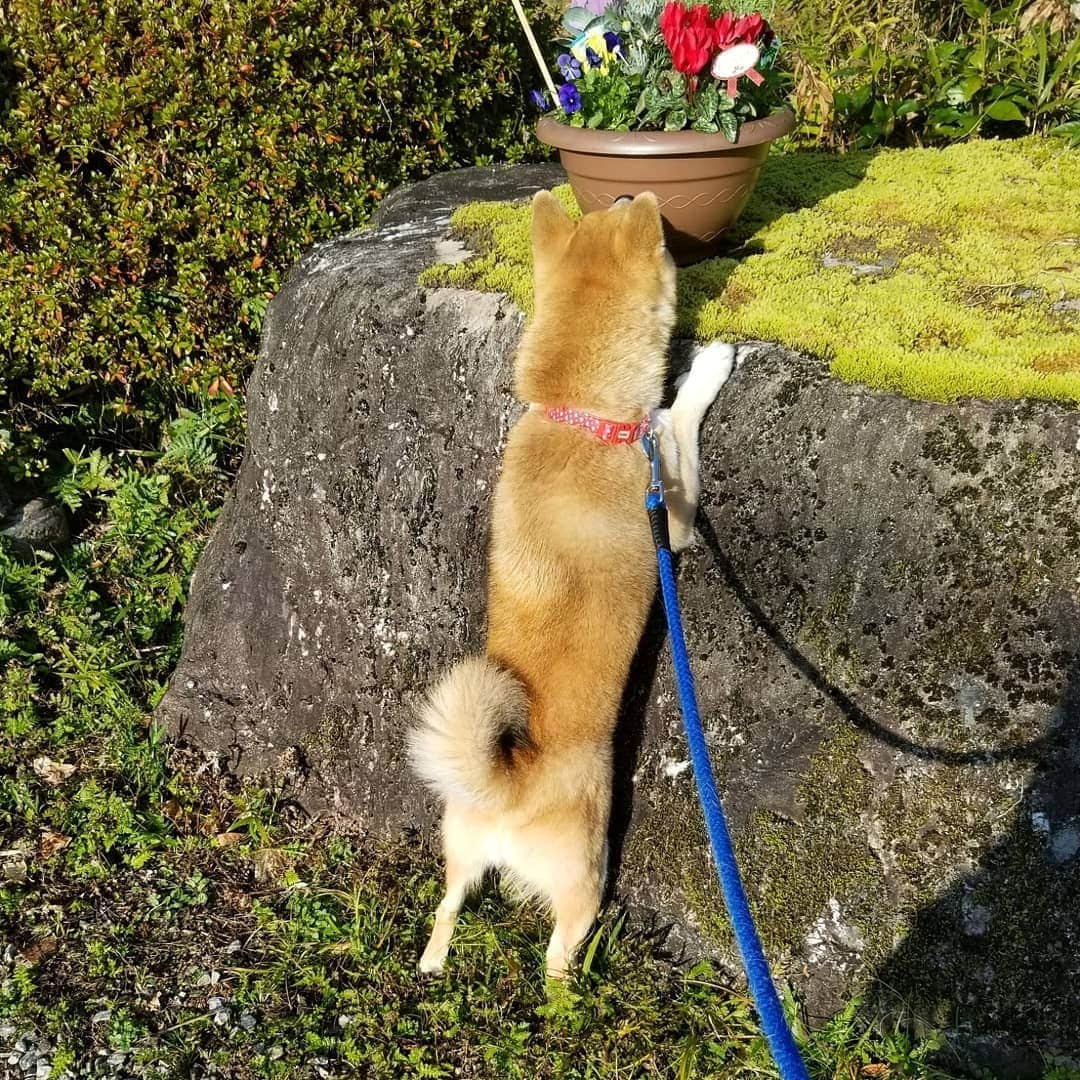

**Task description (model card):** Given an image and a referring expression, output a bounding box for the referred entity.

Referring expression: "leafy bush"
[781,0,1080,147]
[0,394,243,865]
[0,0,553,464]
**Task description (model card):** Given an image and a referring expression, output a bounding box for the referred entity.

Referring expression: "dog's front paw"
[672,342,736,420]
[685,341,736,398]
[418,943,448,975]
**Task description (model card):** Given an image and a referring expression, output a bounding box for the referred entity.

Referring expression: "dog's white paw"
[418,945,448,974]
[688,340,735,393]
[735,342,762,368]
[673,341,735,414]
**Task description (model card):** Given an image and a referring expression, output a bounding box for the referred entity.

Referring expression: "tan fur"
[409,191,724,979]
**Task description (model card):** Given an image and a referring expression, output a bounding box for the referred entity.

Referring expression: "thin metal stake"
[509,0,560,107]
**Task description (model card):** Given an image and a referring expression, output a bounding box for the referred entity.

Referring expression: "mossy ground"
[421,138,1080,404]
[3,748,962,1080]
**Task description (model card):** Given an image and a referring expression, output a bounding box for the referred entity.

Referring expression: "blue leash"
[641,433,810,1080]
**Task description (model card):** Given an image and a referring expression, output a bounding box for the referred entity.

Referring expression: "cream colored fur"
[408,191,731,979]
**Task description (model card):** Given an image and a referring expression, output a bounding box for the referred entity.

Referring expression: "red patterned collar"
[542,405,650,445]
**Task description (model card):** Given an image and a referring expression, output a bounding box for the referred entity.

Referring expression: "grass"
[421,136,1080,404]
[3,768,958,1078]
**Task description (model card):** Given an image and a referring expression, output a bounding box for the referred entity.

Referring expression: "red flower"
[735,12,766,44]
[713,9,770,50]
[659,1,718,75]
[660,4,773,76]
[712,10,736,48]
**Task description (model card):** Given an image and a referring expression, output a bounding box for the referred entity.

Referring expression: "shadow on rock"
[695,509,1053,770]
[607,593,668,901]
[867,657,1080,1078]
[696,502,1080,1074]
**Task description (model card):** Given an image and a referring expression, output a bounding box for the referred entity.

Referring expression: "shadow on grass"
[724,148,879,249]
[670,147,880,327]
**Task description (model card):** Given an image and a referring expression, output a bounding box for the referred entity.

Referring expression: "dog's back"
[410,192,677,976]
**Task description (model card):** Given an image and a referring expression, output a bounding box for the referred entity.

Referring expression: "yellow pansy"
[570,31,612,73]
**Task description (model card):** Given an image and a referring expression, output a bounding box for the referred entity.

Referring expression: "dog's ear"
[531,190,574,265]
[622,191,665,255]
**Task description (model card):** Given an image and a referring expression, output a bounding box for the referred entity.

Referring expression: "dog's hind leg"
[419,809,486,974]
[419,857,475,975]
[509,811,605,979]
[657,340,735,551]
[544,872,603,979]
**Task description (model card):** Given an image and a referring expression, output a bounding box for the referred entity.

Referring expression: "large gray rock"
[159,165,1080,1072]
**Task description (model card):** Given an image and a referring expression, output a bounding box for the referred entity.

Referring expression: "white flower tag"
[710,42,760,80]
[710,43,765,99]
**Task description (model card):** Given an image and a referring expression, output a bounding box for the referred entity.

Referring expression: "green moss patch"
[736,727,887,959]
[422,138,1080,404]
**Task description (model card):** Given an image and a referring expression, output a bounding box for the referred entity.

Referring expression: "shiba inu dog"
[409,190,733,978]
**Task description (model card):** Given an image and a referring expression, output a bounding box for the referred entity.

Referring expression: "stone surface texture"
[1,498,70,555]
[158,165,1080,1072]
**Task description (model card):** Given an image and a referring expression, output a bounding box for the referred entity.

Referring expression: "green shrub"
[0,0,553,458]
[0,393,242,864]
[781,0,1080,147]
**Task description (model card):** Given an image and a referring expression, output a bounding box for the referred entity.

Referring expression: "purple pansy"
[585,46,602,68]
[556,52,581,80]
[557,82,582,114]
[603,31,623,56]
[529,88,549,110]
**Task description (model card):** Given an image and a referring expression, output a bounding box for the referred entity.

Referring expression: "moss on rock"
[738,726,886,957]
[422,138,1080,404]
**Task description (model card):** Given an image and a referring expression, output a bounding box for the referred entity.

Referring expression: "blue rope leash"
[641,434,810,1080]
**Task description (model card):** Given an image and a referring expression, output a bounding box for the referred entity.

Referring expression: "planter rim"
[536,106,795,156]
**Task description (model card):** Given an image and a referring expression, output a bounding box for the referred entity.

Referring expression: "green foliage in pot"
[530,0,790,135]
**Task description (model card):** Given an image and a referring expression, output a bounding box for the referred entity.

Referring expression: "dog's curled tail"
[407,655,533,810]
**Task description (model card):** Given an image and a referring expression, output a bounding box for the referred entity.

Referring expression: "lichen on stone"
[421,137,1080,404]
[736,726,887,960]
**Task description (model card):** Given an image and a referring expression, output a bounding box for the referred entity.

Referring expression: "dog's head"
[516,190,676,417]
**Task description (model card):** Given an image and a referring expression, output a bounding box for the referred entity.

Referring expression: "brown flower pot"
[536,107,795,265]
